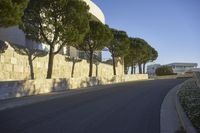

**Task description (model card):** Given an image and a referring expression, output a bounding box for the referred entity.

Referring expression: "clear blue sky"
[93,0,200,67]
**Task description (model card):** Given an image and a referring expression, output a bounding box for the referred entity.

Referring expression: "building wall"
[0,0,105,57]
[167,63,198,74]
[83,0,105,24]
[0,44,124,81]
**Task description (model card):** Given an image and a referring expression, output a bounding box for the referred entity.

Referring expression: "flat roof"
[167,63,198,67]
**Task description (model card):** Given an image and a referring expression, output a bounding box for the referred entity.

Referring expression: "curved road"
[0,79,184,133]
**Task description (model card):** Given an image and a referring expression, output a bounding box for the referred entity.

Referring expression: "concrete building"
[0,0,105,60]
[147,62,198,75]
[166,63,198,74]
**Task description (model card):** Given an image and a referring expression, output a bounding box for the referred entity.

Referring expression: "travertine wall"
[0,44,148,100]
[0,44,124,80]
[0,75,148,100]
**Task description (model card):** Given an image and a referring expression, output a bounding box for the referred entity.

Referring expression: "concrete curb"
[0,79,150,111]
[160,83,182,133]
[160,79,197,133]
[175,90,197,133]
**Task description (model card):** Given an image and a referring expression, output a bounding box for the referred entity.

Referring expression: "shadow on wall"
[0,78,70,100]
[0,77,118,100]
[0,74,148,100]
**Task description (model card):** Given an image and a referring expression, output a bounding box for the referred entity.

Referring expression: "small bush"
[155,66,174,76]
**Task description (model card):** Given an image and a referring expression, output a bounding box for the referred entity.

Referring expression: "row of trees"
[0,0,158,79]
[124,38,158,74]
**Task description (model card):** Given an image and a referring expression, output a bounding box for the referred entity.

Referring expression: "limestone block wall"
[0,74,148,100]
[0,44,123,80]
[0,43,148,100]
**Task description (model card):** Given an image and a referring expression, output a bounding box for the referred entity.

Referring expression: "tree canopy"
[0,0,28,27]
[20,0,90,78]
[76,21,113,77]
[155,66,174,76]
[124,37,158,74]
[108,29,129,75]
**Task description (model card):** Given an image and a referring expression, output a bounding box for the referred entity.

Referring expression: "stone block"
[4,50,13,57]
[11,57,17,64]
[3,56,11,64]
[4,64,13,72]
[14,65,24,73]
[0,55,5,63]
[0,72,11,80]
[37,62,42,68]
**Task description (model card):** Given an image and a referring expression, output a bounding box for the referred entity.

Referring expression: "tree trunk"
[96,64,98,77]
[124,65,128,74]
[71,59,75,78]
[47,46,54,79]
[89,51,93,77]
[134,66,136,74]
[143,63,146,74]
[124,62,127,74]
[131,63,134,74]
[112,53,116,75]
[138,63,142,74]
[28,54,34,80]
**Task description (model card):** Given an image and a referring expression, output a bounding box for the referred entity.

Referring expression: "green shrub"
[155,66,174,76]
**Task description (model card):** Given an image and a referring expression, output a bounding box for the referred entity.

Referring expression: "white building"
[147,62,198,75]
[0,0,105,60]
[166,63,198,74]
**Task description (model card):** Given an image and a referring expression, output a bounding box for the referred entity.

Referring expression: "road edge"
[160,83,183,133]
[175,89,197,133]
[0,79,150,111]
[160,79,197,133]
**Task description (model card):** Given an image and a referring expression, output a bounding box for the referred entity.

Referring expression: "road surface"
[0,79,184,133]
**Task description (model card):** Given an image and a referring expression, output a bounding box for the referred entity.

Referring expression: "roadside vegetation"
[155,66,175,76]
[178,78,200,132]
[0,0,158,79]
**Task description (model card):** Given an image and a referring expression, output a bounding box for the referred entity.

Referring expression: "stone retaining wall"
[0,74,148,100]
[0,44,124,80]
[0,43,149,100]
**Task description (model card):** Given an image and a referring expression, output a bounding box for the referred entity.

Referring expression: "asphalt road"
[0,79,184,133]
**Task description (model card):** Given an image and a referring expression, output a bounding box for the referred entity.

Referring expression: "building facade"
[147,62,198,75]
[0,0,105,61]
[166,63,198,74]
